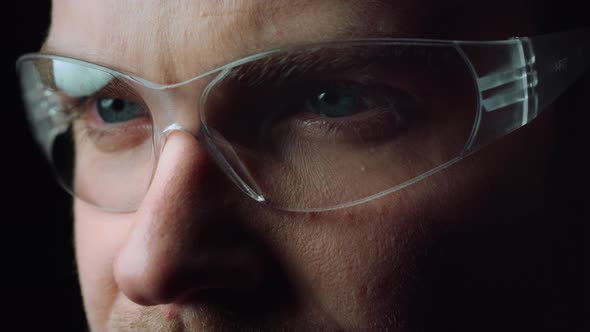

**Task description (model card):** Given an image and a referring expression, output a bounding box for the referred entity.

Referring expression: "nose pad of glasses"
[162,123,198,139]
[160,124,266,204]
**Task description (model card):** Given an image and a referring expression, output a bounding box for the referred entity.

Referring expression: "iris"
[97,98,142,124]
[308,84,363,118]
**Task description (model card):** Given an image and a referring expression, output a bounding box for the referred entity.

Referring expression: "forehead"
[45,0,532,83]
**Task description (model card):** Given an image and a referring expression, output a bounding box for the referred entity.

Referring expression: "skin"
[44,0,582,331]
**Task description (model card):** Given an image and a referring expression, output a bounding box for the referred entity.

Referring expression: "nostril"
[113,216,269,307]
[114,248,268,306]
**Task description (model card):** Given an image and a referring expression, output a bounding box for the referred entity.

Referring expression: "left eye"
[96,98,143,124]
[306,83,366,118]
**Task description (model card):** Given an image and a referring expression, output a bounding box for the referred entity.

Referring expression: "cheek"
[271,193,427,329]
[74,200,133,328]
[273,155,498,329]
[306,235,412,329]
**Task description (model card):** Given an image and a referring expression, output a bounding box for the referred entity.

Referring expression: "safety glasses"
[17,27,589,212]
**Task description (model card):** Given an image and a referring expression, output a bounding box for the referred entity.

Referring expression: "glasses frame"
[17,27,590,212]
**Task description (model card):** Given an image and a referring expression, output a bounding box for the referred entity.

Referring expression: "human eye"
[204,69,419,155]
[306,81,385,118]
[228,75,420,149]
[287,79,418,143]
[95,97,144,124]
[73,82,152,153]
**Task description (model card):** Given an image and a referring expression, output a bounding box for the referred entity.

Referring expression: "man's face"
[46,0,558,331]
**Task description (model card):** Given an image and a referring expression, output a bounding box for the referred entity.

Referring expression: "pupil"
[111,99,125,112]
[307,84,363,118]
[318,90,340,105]
[100,98,126,112]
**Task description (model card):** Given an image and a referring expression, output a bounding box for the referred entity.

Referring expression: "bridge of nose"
[125,72,220,137]
[126,70,268,209]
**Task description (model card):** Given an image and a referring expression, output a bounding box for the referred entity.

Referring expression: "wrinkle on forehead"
[45,0,400,84]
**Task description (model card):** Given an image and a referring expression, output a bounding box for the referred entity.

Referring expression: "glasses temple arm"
[527,27,590,117]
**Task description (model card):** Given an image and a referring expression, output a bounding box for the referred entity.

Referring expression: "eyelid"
[61,80,149,125]
[95,79,145,103]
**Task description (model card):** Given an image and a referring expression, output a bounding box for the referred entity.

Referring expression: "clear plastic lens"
[21,58,156,211]
[19,29,590,211]
[202,43,478,210]
[19,43,478,211]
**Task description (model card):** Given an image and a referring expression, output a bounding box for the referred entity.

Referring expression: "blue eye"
[307,84,364,118]
[96,98,143,123]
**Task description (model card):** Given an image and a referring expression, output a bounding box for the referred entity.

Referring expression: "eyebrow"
[38,4,404,82]
[37,40,433,94]
[37,41,398,90]
[225,42,428,87]
[39,32,400,82]
[37,0,408,86]
[228,47,353,82]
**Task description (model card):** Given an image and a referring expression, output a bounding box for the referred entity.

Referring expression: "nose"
[113,128,266,306]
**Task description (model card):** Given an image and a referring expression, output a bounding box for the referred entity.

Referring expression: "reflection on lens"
[21,58,156,211]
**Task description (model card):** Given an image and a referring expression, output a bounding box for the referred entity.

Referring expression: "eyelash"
[206,69,419,148]
[245,76,414,140]
[284,102,407,144]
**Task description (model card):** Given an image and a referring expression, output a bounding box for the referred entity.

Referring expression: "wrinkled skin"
[44,0,583,331]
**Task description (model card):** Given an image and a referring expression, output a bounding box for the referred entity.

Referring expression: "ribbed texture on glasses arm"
[458,27,589,154]
[529,27,590,119]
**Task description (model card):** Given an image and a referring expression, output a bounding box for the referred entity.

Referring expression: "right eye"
[70,95,152,153]
[96,98,144,124]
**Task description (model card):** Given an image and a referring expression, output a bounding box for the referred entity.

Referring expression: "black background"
[5,2,587,332]
[8,1,87,331]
